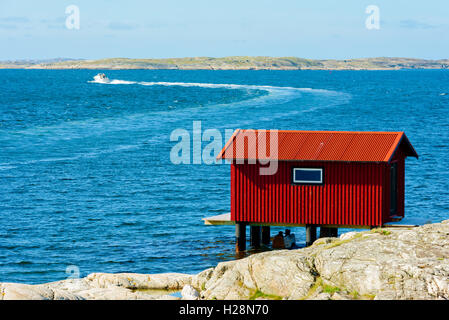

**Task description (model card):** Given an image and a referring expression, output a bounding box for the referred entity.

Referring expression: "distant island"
[1,56,448,70]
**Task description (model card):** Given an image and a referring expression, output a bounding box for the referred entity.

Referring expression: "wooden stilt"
[331,228,338,238]
[320,227,331,238]
[250,226,261,248]
[320,227,338,238]
[261,226,271,245]
[306,225,317,246]
[235,223,246,252]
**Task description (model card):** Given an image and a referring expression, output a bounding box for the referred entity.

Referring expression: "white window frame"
[292,168,323,184]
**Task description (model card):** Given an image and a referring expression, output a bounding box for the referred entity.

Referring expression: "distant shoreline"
[1,56,448,71]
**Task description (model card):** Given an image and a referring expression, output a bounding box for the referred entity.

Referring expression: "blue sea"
[0,69,448,284]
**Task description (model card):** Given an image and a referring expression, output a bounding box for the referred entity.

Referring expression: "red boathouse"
[216,130,418,250]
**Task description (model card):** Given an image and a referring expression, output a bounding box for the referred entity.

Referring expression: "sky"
[0,0,448,60]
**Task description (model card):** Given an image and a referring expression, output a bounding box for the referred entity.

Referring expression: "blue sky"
[0,0,448,60]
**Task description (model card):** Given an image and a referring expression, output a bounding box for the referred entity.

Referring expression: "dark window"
[292,168,323,185]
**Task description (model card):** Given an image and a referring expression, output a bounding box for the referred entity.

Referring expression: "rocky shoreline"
[1,220,448,300]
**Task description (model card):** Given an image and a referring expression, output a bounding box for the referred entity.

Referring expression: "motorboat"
[93,73,110,83]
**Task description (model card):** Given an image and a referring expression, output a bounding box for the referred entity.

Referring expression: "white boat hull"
[93,74,111,83]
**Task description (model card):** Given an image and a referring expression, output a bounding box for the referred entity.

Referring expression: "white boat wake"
[90,77,350,109]
[0,78,351,170]
[90,77,338,95]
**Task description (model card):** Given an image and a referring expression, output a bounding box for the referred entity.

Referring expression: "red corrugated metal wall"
[230,160,405,227]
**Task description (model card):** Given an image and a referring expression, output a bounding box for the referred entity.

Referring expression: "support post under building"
[250,226,261,248]
[320,227,339,238]
[261,226,271,245]
[306,225,317,246]
[331,228,338,238]
[235,222,246,252]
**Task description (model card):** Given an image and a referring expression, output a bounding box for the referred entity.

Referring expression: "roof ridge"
[238,129,404,134]
[217,130,417,162]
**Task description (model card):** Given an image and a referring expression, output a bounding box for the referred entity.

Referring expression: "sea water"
[0,69,448,284]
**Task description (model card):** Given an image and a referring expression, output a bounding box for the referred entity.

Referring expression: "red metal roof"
[218,130,418,163]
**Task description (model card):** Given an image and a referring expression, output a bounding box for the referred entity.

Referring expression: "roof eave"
[385,132,419,163]
[216,129,241,160]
